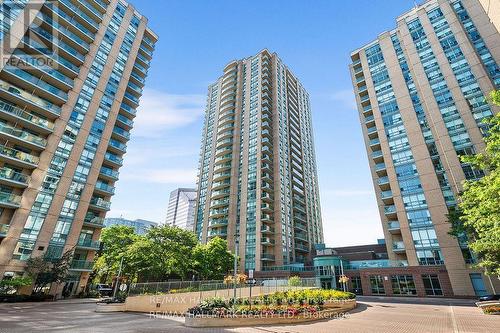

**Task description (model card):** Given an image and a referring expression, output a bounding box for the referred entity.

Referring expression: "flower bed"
[482,305,500,315]
[186,289,355,318]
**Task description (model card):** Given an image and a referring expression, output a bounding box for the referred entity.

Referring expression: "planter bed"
[185,300,356,327]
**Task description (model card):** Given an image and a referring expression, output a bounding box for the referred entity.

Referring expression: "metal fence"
[128,277,318,298]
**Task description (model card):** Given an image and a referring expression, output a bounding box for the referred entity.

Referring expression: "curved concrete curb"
[185,300,356,327]
[95,303,126,313]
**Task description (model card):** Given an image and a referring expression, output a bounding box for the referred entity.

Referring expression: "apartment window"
[422,274,443,296]
[391,275,417,295]
[369,275,385,295]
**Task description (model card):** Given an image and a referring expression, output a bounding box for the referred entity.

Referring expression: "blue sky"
[109,0,417,246]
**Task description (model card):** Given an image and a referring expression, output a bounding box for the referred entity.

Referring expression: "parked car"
[479,294,500,302]
[96,284,113,296]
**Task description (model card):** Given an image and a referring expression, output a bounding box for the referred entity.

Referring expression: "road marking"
[449,304,459,333]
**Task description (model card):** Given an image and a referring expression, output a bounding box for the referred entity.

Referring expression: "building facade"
[194,50,323,272]
[350,0,499,296]
[0,0,156,295]
[104,217,157,235]
[165,188,196,230]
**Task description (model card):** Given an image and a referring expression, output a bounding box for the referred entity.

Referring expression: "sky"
[109,0,419,247]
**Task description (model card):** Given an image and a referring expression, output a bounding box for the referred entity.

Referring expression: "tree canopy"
[95,224,234,283]
[450,90,500,276]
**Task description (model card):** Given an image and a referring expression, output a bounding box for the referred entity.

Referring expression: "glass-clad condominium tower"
[0,0,156,295]
[165,188,196,230]
[194,50,323,272]
[350,0,499,296]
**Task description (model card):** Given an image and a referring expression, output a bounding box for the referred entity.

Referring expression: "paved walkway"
[0,296,498,332]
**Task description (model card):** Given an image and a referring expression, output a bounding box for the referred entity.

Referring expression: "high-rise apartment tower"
[194,50,323,272]
[165,188,196,230]
[351,0,499,296]
[0,0,156,295]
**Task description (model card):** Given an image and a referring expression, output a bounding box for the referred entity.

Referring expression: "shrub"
[482,305,500,314]
[288,276,301,287]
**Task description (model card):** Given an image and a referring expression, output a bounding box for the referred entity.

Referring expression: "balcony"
[384,205,397,216]
[261,237,275,245]
[11,51,74,89]
[104,152,123,167]
[116,114,134,129]
[0,145,39,168]
[294,232,309,242]
[76,239,101,250]
[0,122,47,149]
[369,138,380,149]
[0,99,54,133]
[89,197,111,211]
[261,214,273,223]
[0,223,9,237]
[356,75,365,83]
[388,221,401,234]
[362,105,372,114]
[108,138,127,154]
[83,216,105,228]
[209,218,228,228]
[375,163,387,174]
[261,254,275,261]
[58,0,100,31]
[94,181,115,195]
[2,67,67,104]
[393,241,406,253]
[261,202,273,213]
[0,166,29,187]
[69,260,94,271]
[364,114,374,125]
[381,190,393,203]
[367,125,378,137]
[261,225,274,234]
[124,91,139,107]
[0,191,21,208]
[295,243,309,252]
[120,103,137,117]
[99,167,119,181]
[371,150,383,161]
[112,126,130,142]
[208,229,227,238]
[359,94,370,103]
[31,26,85,64]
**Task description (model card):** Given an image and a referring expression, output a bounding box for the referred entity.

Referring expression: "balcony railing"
[0,166,29,185]
[381,190,393,199]
[0,99,55,130]
[0,122,47,147]
[70,260,94,271]
[0,79,61,115]
[0,144,39,166]
[95,181,115,194]
[83,216,105,227]
[100,167,119,180]
[393,241,405,251]
[388,221,400,230]
[89,197,111,210]
[104,152,123,166]
[0,191,22,207]
[0,223,9,237]
[384,205,396,214]
[76,238,101,250]
[113,126,131,140]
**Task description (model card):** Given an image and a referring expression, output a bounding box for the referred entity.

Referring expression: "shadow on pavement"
[357,296,477,307]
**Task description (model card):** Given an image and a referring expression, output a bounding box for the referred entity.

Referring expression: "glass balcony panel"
[0,99,54,130]
[0,121,47,147]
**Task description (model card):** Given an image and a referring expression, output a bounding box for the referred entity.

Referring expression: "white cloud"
[121,168,198,184]
[330,89,357,110]
[133,89,206,137]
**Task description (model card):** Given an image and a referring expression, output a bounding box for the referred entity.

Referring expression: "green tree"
[0,277,32,295]
[93,225,139,283]
[126,225,198,281]
[192,237,234,280]
[450,90,500,276]
[26,249,73,293]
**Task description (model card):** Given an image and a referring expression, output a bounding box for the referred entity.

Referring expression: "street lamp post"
[233,234,239,302]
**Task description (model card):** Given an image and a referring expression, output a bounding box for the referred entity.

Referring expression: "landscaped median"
[183,289,356,327]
